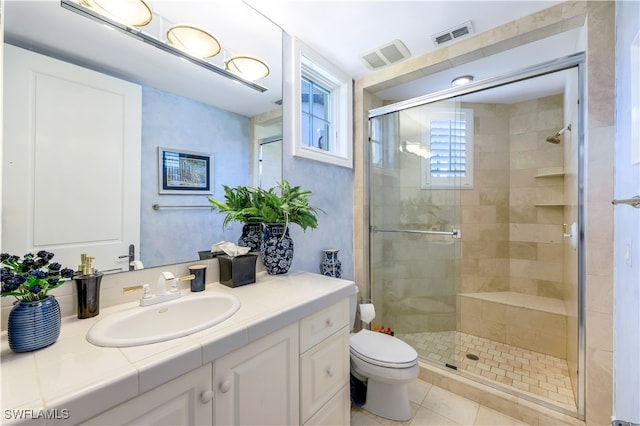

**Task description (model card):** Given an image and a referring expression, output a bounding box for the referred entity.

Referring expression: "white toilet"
[349,288,420,421]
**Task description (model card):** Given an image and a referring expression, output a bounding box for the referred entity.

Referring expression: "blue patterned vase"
[238,222,263,252]
[260,224,294,275]
[8,296,61,353]
[320,249,342,278]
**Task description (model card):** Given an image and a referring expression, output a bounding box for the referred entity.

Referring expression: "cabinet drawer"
[300,298,349,352]
[304,384,349,426]
[300,328,349,423]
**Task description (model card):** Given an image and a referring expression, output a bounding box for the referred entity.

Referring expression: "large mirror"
[2,0,283,272]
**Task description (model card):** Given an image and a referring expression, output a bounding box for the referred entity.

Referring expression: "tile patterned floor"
[396,331,577,412]
[351,379,532,425]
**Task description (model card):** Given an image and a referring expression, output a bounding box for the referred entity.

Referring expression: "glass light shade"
[80,0,152,27]
[225,56,270,81]
[451,75,474,86]
[166,25,221,59]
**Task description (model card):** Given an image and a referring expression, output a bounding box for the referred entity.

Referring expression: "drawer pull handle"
[326,367,334,377]
[219,380,232,394]
[200,390,214,403]
[326,318,334,327]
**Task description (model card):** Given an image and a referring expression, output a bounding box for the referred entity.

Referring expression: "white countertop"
[0,271,355,425]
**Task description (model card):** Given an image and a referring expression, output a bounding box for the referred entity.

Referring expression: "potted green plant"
[1,251,75,352]
[208,181,321,275]
[253,181,321,275]
[208,185,263,252]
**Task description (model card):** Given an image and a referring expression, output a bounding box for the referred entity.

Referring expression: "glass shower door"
[369,99,464,368]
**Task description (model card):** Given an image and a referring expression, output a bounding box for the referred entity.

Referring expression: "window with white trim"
[422,108,474,189]
[287,37,353,168]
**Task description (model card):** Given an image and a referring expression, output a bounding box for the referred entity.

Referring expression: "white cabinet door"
[82,364,213,425]
[3,44,141,272]
[215,323,299,425]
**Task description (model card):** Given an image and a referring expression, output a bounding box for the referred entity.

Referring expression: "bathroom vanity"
[0,271,354,425]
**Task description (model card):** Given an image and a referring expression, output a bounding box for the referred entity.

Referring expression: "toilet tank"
[349,284,359,331]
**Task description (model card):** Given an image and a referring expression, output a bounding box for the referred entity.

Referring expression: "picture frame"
[158,147,213,194]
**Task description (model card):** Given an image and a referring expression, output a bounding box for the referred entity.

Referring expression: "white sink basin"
[87,293,241,347]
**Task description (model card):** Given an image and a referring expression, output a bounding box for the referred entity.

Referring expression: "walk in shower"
[368,57,584,418]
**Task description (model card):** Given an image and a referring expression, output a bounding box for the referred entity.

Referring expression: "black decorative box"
[218,254,258,287]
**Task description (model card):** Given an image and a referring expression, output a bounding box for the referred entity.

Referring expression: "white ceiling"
[4,0,582,115]
[247,0,562,78]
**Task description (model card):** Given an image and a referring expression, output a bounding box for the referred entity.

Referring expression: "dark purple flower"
[30,285,42,294]
[22,258,35,270]
[1,267,12,281]
[2,278,21,292]
[34,258,48,268]
[47,278,61,286]
[36,250,49,258]
[60,268,75,279]
[31,270,48,280]
[0,253,9,262]
[48,262,62,272]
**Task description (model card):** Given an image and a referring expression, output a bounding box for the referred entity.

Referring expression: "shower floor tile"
[397,330,577,412]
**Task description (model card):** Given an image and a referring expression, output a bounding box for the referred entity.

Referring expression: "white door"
[2,44,141,273]
[613,3,640,423]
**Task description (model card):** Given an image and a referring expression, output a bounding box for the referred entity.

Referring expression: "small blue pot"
[8,296,61,353]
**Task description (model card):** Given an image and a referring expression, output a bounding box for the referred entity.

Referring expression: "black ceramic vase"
[74,272,103,319]
[260,224,294,275]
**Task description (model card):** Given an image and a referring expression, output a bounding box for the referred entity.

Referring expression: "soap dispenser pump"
[73,253,103,319]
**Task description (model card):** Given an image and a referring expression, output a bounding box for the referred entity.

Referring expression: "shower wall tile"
[536,206,564,224]
[509,277,539,295]
[479,223,509,241]
[462,205,497,224]
[510,223,562,244]
[509,242,538,260]
[510,259,562,283]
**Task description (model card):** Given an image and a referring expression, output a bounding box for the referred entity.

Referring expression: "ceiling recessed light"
[451,75,474,86]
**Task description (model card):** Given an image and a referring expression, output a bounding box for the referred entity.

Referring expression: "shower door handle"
[370,226,460,238]
[611,196,640,208]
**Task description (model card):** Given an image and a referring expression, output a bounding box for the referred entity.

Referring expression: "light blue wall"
[613,0,640,422]
[282,151,354,281]
[140,86,250,266]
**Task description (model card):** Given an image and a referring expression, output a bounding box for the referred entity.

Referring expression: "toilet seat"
[350,329,417,369]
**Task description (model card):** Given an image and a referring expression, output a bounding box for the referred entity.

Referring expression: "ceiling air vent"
[431,21,474,46]
[360,39,411,70]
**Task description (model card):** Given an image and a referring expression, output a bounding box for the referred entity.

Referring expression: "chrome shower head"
[546,124,572,144]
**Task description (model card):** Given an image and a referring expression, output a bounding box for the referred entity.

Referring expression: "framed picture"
[158,147,213,194]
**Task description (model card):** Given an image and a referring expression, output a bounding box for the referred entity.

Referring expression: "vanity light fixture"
[166,25,221,59]
[80,0,152,27]
[225,55,270,81]
[61,0,268,92]
[451,75,474,86]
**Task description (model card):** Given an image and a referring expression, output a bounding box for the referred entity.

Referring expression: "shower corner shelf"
[535,167,565,178]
